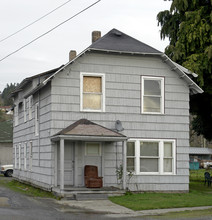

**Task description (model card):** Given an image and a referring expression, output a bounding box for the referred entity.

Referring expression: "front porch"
[51,119,128,195]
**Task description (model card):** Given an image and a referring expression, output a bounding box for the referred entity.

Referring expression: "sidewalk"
[58,199,212,218]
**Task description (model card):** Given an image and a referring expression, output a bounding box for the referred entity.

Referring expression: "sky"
[0,0,172,92]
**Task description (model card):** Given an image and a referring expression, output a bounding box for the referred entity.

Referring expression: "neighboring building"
[0,120,13,166]
[189,147,212,162]
[11,29,203,194]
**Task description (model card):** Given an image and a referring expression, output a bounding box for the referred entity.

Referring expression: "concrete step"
[74,193,108,201]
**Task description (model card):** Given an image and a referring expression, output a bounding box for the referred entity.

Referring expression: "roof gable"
[89,28,162,54]
[12,28,203,97]
[55,119,126,138]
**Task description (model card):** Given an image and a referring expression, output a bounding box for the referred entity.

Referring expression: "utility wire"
[0,0,101,63]
[0,0,73,43]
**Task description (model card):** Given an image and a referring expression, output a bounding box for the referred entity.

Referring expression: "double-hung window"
[80,73,105,112]
[127,139,176,175]
[141,76,164,114]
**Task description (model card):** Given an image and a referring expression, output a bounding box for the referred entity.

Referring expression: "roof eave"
[161,54,203,94]
[51,135,128,142]
[88,48,163,56]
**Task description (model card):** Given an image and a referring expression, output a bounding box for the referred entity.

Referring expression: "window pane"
[86,143,100,156]
[164,159,172,172]
[127,142,135,156]
[140,142,159,156]
[83,76,102,93]
[164,142,172,157]
[140,158,158,172]
[143,97,161,113]
[127,158,135,171]
[144,79,161,96]
[83,94,101,110]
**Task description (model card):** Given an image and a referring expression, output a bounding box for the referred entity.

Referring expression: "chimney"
[92,31,101,43]
[69,50,77,61]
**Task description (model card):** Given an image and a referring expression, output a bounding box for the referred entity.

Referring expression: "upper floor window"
[23,99,27,123]
[80,73,105,112]
[14,106,19,126]
[28,95,33,120]
[127,139,176,175]
[141,76,164,114]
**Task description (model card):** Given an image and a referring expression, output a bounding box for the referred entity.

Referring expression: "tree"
[157,0,212,140]
[1,83,18,106]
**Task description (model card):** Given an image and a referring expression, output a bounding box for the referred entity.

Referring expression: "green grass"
[0,177,57,199]
[109,169,212,211]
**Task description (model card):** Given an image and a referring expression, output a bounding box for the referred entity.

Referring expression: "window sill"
[81,109,105,113]
[134,173,176,176]
[141,112,165,115]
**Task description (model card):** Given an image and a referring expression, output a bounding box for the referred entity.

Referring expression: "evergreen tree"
[1,83,18,106]
[157,0,212,140]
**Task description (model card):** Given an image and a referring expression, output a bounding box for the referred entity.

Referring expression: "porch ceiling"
[51,119,127,142]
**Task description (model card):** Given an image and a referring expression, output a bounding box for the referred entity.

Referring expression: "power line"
[0,0,73,43]
[0,0,101,63]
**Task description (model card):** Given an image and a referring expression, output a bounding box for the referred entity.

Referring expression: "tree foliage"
[1,83,18,106]
[157,0,212,140]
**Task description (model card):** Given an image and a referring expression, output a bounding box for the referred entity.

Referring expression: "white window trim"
[23,99,27,123]
[18,143,21,170]
[85,142,102,156]
[127,138,176,175]
[35,103,39,136]
[14,105,19,126]
[29,141,33,171]
[28,96,33,120]
[14,145,17,169]
[141,76,164,115]
[80,72,105,112]
[24,142,27,170]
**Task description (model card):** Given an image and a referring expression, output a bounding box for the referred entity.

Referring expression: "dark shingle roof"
[89,28,162,54]
[55,119,126,138]
[0,120,13,143]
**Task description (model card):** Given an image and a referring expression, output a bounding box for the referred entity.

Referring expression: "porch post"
[122,140,127,190]
[60,138,64,191]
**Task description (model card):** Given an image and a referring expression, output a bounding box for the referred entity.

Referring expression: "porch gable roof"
[51,119,127,142]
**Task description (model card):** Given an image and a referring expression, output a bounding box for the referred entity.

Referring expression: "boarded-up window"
[82,74,105,111]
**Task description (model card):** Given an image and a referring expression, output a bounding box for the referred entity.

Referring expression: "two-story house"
[11,29,203,195]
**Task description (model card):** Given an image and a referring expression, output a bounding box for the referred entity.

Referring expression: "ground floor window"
[127,139,176,175]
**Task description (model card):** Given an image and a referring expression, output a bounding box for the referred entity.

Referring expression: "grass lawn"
[109,169,212,211]
[0,175,57,199]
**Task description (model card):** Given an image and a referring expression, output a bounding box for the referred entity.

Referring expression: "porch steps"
[54,187,125,201]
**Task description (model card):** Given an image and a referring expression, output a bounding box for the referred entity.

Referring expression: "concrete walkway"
[58,199,212,218]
